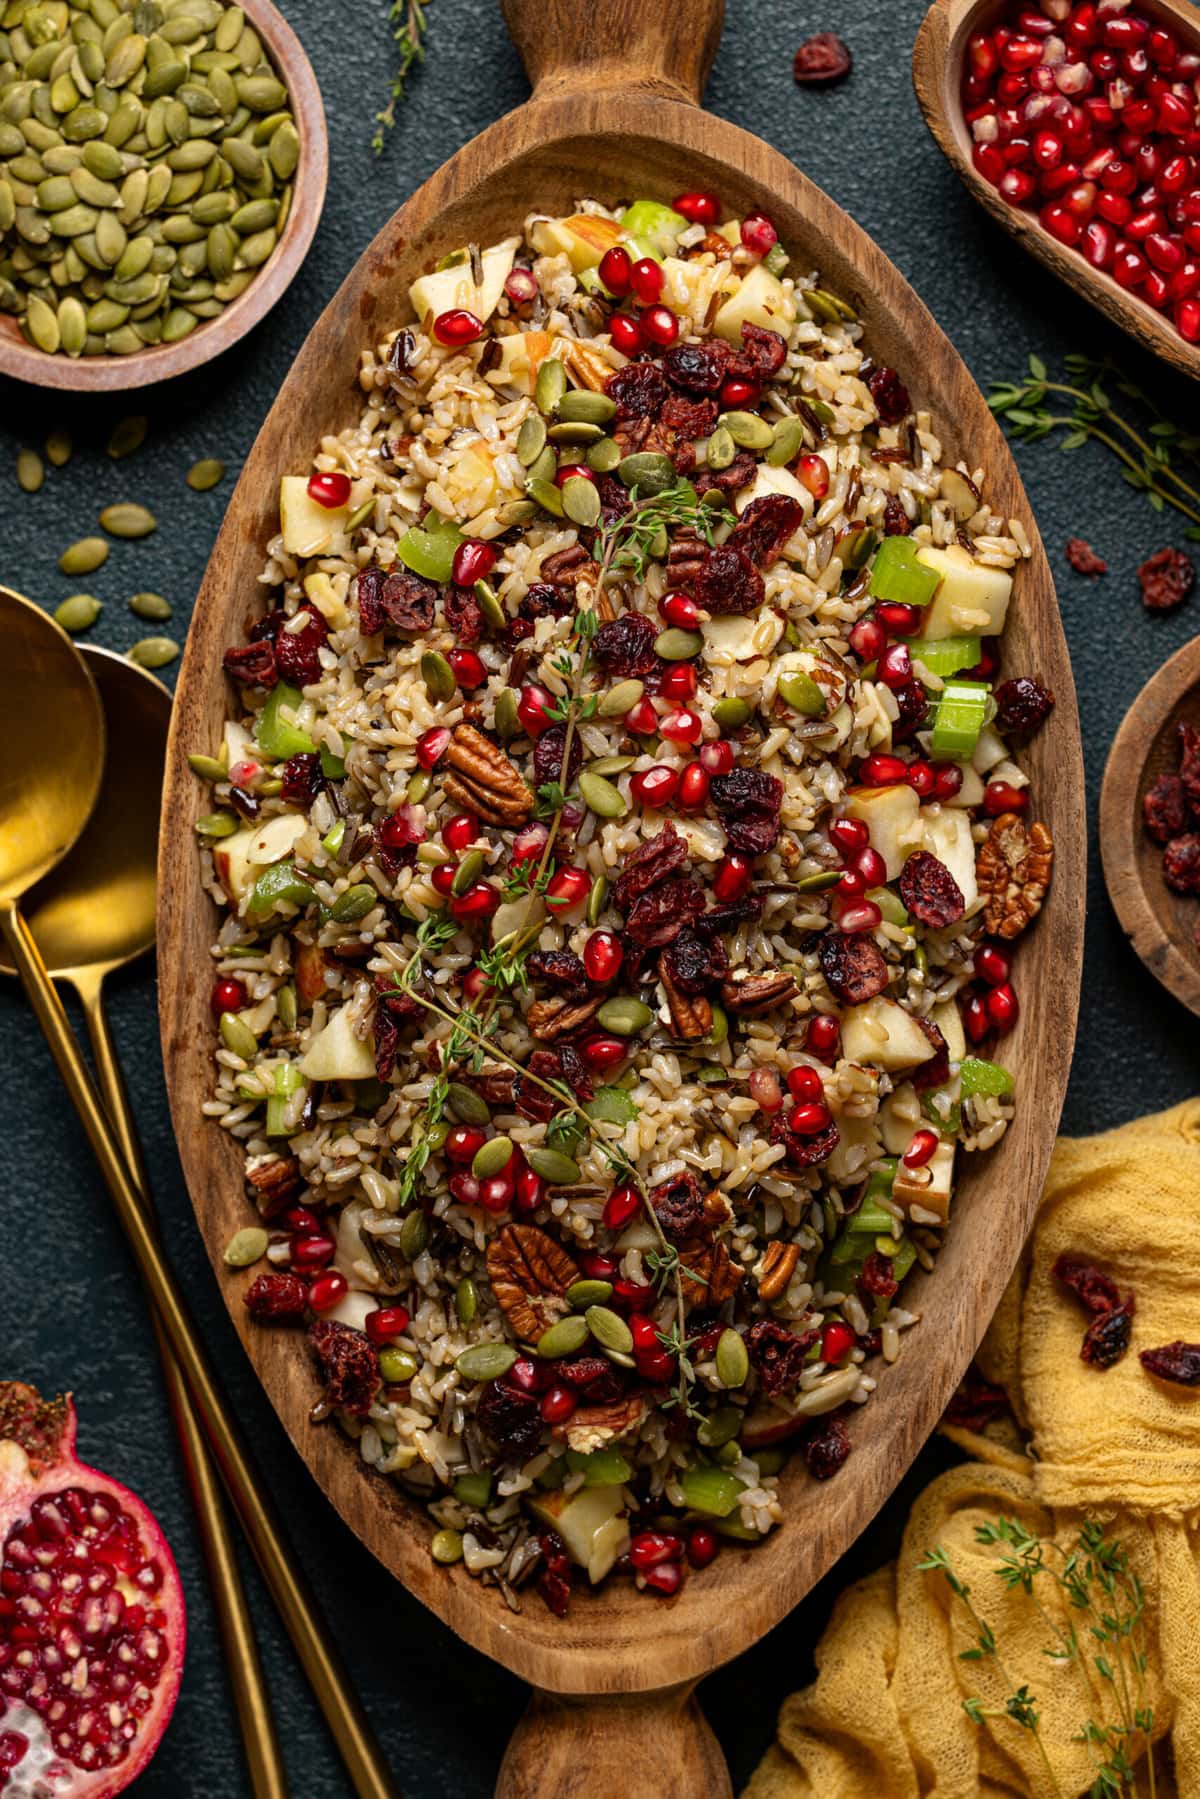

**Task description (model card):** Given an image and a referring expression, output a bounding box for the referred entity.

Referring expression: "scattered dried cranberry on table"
[1140,1341,1200,1385]
[1065,537,1107,576]
[792,33,853,86]
[1139,545,1195,611]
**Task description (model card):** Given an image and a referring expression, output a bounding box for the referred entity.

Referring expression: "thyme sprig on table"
[989,353,1200,536]
[372,0,432,154]
[919,1517,1157,1798]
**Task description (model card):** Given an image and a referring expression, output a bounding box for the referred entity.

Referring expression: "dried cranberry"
[728,322,789,380]
[662,339,731,395]
[818,931,889,1005]
[692,543,766,617]
[867,366,911,425]
[555,1040,594,1102]
[595,473,633,528]
[660,394,719,439]
[223,640,278,688]
[899,851,966,929]
[280,752,325,806]
[593,611,661,678]
[1139,545,1195,611]
[533,722,582,792]
[624,873,706,948]
[1164,834,1200,894]
[1178,723,1200,813]
[518,582,572,627]
[605,362,667,421]
[694,449,758,496]
[649,1171,706,1241]
[793,31,853,84]
[694,894,764,936]
[1143,772,1190,844]
[444,584,485,644]
[994,676,1055,736]
[910,1018,951,1092]
[944,1368,1009,1431]
[882,496,911,536]
[557,1355,619,1394]
[275,605,329,688]
[727,494,805,568]
[1140,1340,1200,1386]
[244,1272,308,1323]
[612,823,688,912]
[1065,536,1107,575]
[353,564,386,636]
[1053,1255,1122,1314]
[537,1529,573,1617]
[1081,1302,1134,1369]
[308,1320,379,1416]
[477,1378,544,1459]
[660,927,727,994]
[379,568,438,634]
[768,1111,841,1169]
[857,1251,898,1303]
[709,769,783,855]
[373,980,422,1081]
[746,1320,819,1396]
[890,678,930,744]
[804,1413,851,1479]
[514,1059,559,1124]
[527,948,588,994]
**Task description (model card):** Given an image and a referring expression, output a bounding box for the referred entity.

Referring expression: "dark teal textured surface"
[1,0,1197,1791]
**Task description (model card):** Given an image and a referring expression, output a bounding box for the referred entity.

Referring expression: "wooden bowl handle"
[495,1683,732,1798]
[498,0,725,105]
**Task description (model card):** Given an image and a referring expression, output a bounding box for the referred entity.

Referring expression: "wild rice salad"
[195,190,1056,1612]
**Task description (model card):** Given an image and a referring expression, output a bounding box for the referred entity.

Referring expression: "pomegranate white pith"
[0,1385,185,1798]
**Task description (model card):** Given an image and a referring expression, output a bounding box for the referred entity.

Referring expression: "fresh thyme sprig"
[372,0,431,154]
[989,352,1200,536]
[919,1517,1157,1798]
[597,480,724,583]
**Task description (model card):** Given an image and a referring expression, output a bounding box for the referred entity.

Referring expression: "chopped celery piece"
[960,1056,1015,1098]
[680,1464,746,1518]
[321,818,345,857]
[864,1157,898,1201]
[868,886,909,928]
[535,1456,568,1491]
[914,635,982,679]
[930,681,990,759]
[453,1471,493,1509]
[248,861,313,916]
[396,512,463,583]
[565,1447,632,1487]
[256,682,315,758]
[319,742,346,780]
[715,1514,762,1541]
[266,1062,305,1137]
[867,535,942,608]
[846,1197,897,1237]
[764,242,789,276]
[922,1091,962,1136]
[618,198,687,257]
[890,1238,917,1284]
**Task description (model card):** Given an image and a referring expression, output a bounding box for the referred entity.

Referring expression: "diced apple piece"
[880,1082,923,1156]
[712,263,794,343]
[303,571,351,631]
[932,998,966,1062]
[527,1485,630,1584]
[530,214,624,272]
[942,761,985,808]
[734,461,811,515]
[408,237,519,326]
[844,784,923,881]
[741,1400,804,1450]
[213,814,307,903]
[920,805,978,910]
[486,330,558,396]
[893,1139,956,1224]
[840,998,938,1072]
[279,475,350,558]
[298,1006,377,1082]
[448,440,497,508]
[295,941,327,1007]
[915,545,1012,642]
[826,1113,885,1186]
[614,1217,661,1254]
[324,1289,380,1333]
[972,723,1008,775]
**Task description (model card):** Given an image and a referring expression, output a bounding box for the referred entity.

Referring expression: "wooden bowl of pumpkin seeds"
[0,0,327,389]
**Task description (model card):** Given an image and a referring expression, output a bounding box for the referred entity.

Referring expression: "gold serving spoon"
[0,589,398,1799]
[0,636,286,1799]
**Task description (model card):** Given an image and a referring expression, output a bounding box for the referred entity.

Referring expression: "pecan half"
[720,972,797,1015]
[659,957,712,1040]
[665,531,709,587]
[562,340,614,393]
[540,543,593,588]
[443,724,533,827]
[485,1224,580,1343]
[757,1241,800,1301]
[977,813,1054,940]
[527,994,601,1041]
[680,1236,743,1308]
[557,1395,646,1451]
[246,1156,302,1216]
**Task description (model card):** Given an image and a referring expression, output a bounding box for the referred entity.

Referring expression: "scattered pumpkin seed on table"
[100,502,156,538]
[129,591,171,621]
[187,457,226,490]
[107,415,147,459]
[128,635,178,668]
[59,536,108,576]
[54,593,101,633]
[44,430,72,468]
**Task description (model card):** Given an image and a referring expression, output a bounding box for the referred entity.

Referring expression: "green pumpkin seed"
[586,756,636,778]
[654,627,702,661]
[53,591,101,632]
[451,848,485,898]
[237,74,286,112]
[516,411,546,467]
[838,524,877,571]
[472,579,506,632]
[792,869,841,892]
[445,1084,488,1128]
[454,1277,478,1327]
[16,447,44,492]
[329,882,378,923]
[36,174,76,211]
[45,429,72,467]
[268,118,297,179]
[705,424,736,471]
[536,1315,589,1360]
[708,1003,728,1047]
[697,1404,742,1448]
[405,770,430,804]
[777,670,826,715]
[188,750,227,779]
[471,1135,513,1180]
[376,1346,416,1384]
[596,996,653,1036]
[616,450,676,495]
[187,456,226,490]
[547,420,603,446]
[597,678,644,718]
[767,415,807,467]
[494,687,519,743]
[524,444,556,485]
[586,435,621,474]
[127,634,177,668]
[712,696,751,731]
[420,648,455,703]
[586,873,608,926]
[579,770,626,820]
[223,1225,268,1267]
[526,475,563,518]
[106,413,146,459]
[566,1279,614,1309]
[275,982,297,1031]
[721,409,774,450]
[585,1305,633,1356]
[534,354,565,415]
[430,1528,463,1564]
[219,1009,257,1059]
[221,134,261,182]
[24,291,59,350]
[398,1209,428,1261]
[561,473,599,528]
[128,590,171,621]
[81,138,123,180]
[715,1328,750,1389]
[455,1342,517,1382]
[59,534,108,574]
[195,810,237,837]
[100,500,155,537]
[557,389,616,425]
[523,1146,581,1186]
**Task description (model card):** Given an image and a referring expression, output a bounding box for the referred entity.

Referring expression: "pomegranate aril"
[629,1531,683,1570]
[504,268,538,304]
[210,977,246,1016]
[902,1128,940,1168]
[837,899,883,934]
[699,740,735,775]
[540,1386,577,1424]
[583,930,624,983]
[878,642,912,688]
[713,852,753,902]
[854,845,887,886]
[674,190,720,225]
[983,779,1030,816]
[629,256,664,304]
[849,617,887,662]
[443,813,479,854]
[609,312,645,354]
[906,759,935,798]
[546,866,589,910]
[365,1305,410,1343]
[720,376,760,408]
[416,726,451,769]
[580,1033,629,1073]
[740,210,778,255]
[659,662,697,701]
[659,707,702,744]
[678,761,710,811]
[306,470,351,510]
[447,647,485,689]
[874,601,922,635]
[517,682,555,736]
[798,453,830,499]
[830,815,869,853]
[985,982,1020,1033]
[631,765,679,809]
[859,753,908,787]
[429,862,456,896]
[820,1320,857,1363]
[785,1064,824,1102]
[625,697,659,735]
[554,462,594,488]
[598,245,633,295]
[687,1526,719,1568]
[451,881,500,921]
[1177,296,1200,339]
[291,1234,335,1270]
[788,1100,832,1136]
[603,1184,641,1229]
[432,308,483,345]
[806,1013,840,1061]
[748,1068,783,1112]
[641,305,679,346]
[642,1560,683,1596]
[658,589,699,629]
[307,1271,347,1312]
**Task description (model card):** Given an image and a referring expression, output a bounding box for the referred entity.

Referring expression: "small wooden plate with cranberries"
[913,0,1200,384]
[1101,635,1200,1014]
[158,1,1086,1790]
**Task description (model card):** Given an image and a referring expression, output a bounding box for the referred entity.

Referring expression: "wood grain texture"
[495,1686,731,1799]
[913,0,1200,384]
[1100,634,1200,1016]
[0,0,328,393]
[157,0,1086,1760]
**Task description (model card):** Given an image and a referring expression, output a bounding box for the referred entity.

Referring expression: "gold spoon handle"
[75,974,288,1799]
[0,899,399,1799]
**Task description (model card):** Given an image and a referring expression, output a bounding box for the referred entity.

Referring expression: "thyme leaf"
[372,0,431,154]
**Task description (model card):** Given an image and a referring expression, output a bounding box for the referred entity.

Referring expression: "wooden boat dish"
[0,0,327,394]
[158,1,1086,1787]
[913,0,1200,384]
[1101,634,1200,1016]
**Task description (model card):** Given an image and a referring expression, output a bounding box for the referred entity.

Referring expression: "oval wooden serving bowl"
[913,0,1200,384]
[0,0,327,393]
[159,3,1087,1788]
[1101,635,1200,1014]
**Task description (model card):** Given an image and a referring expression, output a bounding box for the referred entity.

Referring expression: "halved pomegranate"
[0,1383,185,1797]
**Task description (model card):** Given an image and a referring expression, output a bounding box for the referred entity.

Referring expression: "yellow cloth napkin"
[746,1100,1200,1799]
